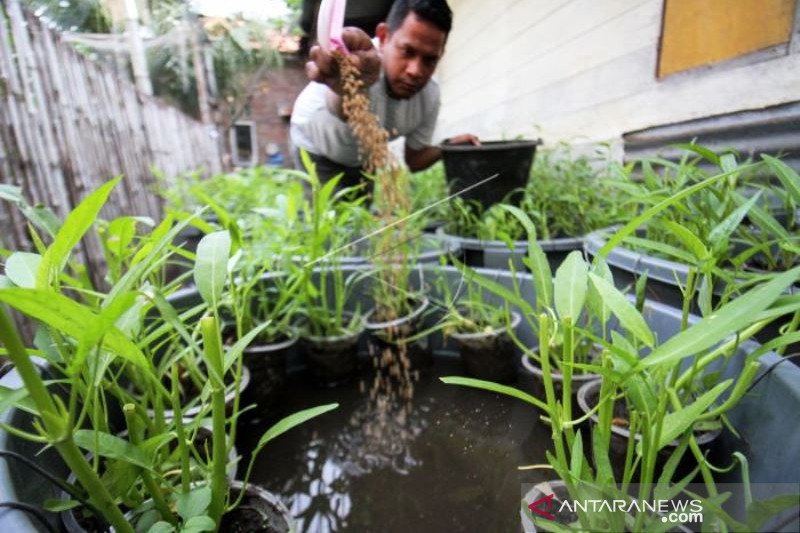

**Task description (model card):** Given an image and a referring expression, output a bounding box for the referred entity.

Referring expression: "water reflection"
[279,394,427,532]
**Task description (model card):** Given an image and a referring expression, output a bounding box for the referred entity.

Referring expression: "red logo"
[528,493,556,520]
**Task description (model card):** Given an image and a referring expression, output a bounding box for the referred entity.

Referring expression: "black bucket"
[441,139,542,207]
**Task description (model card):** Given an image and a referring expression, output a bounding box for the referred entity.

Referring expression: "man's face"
[377,13,447,99]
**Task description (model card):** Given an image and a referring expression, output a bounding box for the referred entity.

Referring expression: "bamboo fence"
[0,0,222,277]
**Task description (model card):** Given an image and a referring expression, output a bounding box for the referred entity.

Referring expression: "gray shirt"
[290,72,440,168]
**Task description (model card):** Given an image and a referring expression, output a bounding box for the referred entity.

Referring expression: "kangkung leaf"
[194,231,231,309]
[0,288,149,371]
[763,155,800,203]
[73,430,154,470]
[5,252,41,288]
[36,177,121,288]
[588,273,654,347]
[642,267,800,368]
[657,381,731,449]
[554,251,588,321]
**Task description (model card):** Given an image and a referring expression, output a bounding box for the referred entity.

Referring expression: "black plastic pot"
[242,334,296,412]
[438,229,583,272]
[364,296,433,371]
[450,311,521,383]
[219,481,294,532]
[300,324,364,387]
[441,140,542,208]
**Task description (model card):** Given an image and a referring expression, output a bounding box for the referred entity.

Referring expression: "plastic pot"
[219,481,293,532]
[441,139,542,208]
[450,311,521,383]
[300,323,364,387]
[438,228,583,271]
[364,296,433,371]
[242,334,296,412]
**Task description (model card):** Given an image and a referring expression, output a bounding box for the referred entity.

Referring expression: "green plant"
[433,261,512,336]
[297,153,365,337]
[0,180,339,531]
[440,166,800,531]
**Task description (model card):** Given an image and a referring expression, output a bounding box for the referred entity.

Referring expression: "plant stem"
[123,405,176,525]
[201,316,229,527]
[0,306,134,533]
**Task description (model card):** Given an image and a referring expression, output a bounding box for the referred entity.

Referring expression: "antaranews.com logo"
[521,481,709,532]
[521,481,800,532]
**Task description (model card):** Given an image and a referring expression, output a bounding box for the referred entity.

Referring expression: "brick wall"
[247,54,308,167]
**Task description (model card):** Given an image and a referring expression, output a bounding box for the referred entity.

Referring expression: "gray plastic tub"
[437,229,583,272]
[0,265,797,531]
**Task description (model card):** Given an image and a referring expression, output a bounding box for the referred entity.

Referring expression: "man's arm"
[405,134,481,172]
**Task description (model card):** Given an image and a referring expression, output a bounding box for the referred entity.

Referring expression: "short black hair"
[386,0,453,34]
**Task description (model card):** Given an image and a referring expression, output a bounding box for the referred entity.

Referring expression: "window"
[657,0,798,78]
[230,121,257,167]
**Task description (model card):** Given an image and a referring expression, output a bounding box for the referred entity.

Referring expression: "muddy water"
[237,356,554,532]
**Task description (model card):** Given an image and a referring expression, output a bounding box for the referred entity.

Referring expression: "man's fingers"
[341,27,373,52]
[305,61,321,82]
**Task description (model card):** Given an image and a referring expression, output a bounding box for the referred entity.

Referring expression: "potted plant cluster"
[439,143,633,270]
[439,163,800,531]
[0,178,339,532]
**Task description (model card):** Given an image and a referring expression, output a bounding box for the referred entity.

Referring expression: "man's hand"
[443,134,481,146]
[306,27,381,94]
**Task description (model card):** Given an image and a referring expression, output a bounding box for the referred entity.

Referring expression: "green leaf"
[36,177,121,288]
[642,266,800,368]
[498,204,553,308]
[183,516,217,533]
[222,321,271,372]
[569,430,584,480]
[598,164,759,256]
[660,221,708,262]
[253,403,339,455]
[73,430,154,470]
[194,231,231,309]
[148,522,176,533]
[70,291,138,375]
[440,376,547,411]
[588,273,654,347]
[707,191,760,246]
[43,499,81,512]
[658,381,730,449]
[554,251,588,321]
[5,252,41,288]
[0,288,150,371]
[763,155,800,203]
[0,385,37,417]
[176,486,212,521]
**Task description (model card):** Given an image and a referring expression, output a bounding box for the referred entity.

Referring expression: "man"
[290,0,478,189]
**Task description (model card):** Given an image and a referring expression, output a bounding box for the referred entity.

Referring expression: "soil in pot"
[576,380,721,482]
[300,326,362,387]
[450,311,521,383]
[236,355,551,532]
[218,481,293,533]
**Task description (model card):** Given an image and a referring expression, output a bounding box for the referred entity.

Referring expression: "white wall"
[434,0,800,154]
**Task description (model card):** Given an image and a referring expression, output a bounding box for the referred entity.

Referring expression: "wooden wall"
[434,0,800,156]
[0,0,222,273]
